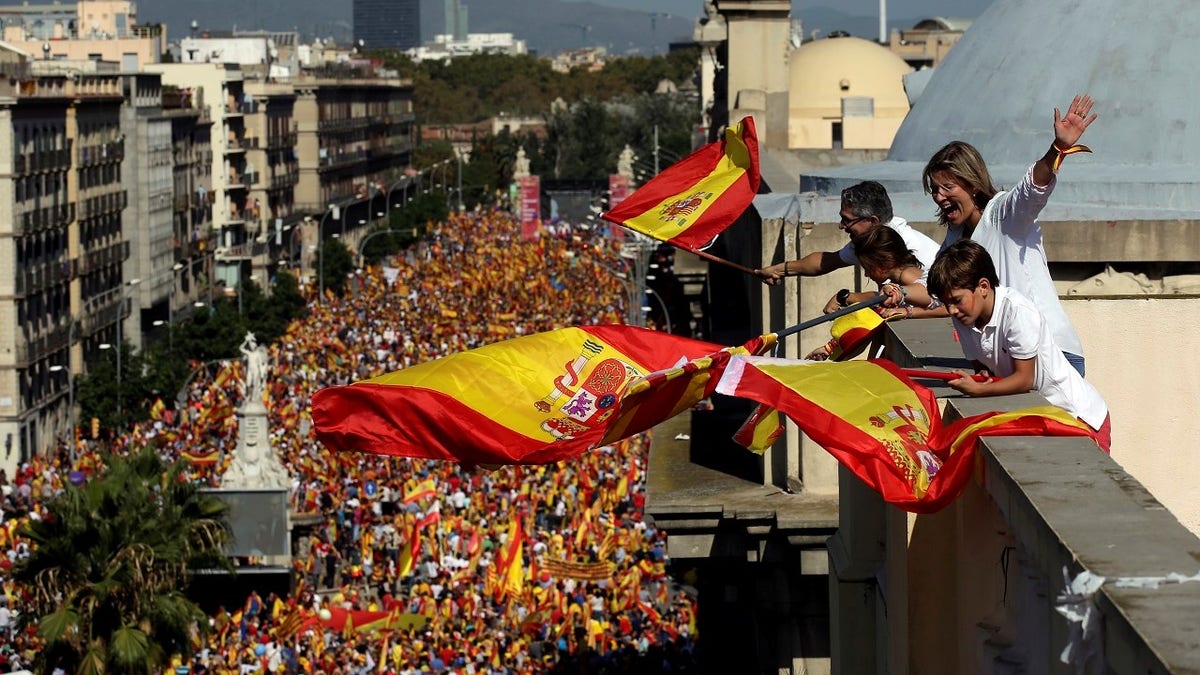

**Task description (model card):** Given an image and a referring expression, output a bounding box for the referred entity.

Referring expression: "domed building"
[787,35,912,150]
[800,0,1200,220]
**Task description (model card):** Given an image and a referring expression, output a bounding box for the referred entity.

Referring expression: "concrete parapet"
[838,318,1200,674]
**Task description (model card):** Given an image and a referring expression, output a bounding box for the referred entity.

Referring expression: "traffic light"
[91,417,100,439]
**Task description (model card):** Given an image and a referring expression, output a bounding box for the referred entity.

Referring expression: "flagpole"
[683,245,762,276]
[897,367,990,383]
[774,295,887,340]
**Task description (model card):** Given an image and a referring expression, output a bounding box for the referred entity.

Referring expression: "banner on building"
[519,176,541,241]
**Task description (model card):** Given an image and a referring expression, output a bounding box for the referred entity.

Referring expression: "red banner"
[519,175,540,241]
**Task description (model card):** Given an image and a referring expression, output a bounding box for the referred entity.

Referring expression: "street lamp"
[49,363,74,457]
[105,279,143,424]
[317,204,337,303]
[644,287,672,334]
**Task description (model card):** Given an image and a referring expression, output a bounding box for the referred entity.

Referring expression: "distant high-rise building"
[445,0,468,41]
[353,0,420,50]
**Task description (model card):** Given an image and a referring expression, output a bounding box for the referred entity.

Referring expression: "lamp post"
[103,279,143,424]
[384,176,409,223]
[317,204,336,303]
[49,363,73,458]
[644,287,672,334]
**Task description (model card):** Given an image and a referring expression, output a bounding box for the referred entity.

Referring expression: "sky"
[581,0,997,20]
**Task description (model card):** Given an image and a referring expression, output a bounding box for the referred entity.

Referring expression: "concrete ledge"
[646,405,838,562]
[890,319,1200,673]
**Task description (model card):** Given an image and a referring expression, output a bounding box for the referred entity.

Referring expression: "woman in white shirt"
[922,94,1097,376]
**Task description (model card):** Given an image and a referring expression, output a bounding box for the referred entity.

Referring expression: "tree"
[16,448,231,674]
[75,341,152,432]
[319,237,355,297]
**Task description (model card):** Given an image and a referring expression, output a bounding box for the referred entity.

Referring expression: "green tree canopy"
[16,448,231,674]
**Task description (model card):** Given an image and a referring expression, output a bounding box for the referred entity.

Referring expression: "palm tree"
[15,448,232,674]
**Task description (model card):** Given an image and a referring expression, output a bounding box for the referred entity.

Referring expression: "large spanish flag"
[716,356,1096,512]
[598,333,776,446]
[312,325,721,465]
[600,117,760,252]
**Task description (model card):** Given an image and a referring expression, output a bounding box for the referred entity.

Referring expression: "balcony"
[269,170,299,190]
[318,117,369,132]
[217,240,268,261]
[14,321,73,367]
[78,140,125,167]
[14,144,72,175]
[18,203,74,236]
[318,148,375,171]
[14,257,72,296]
[80,290,123,337]
[79,191,128,221]
[268,132,298,150]
[77,240,130,276]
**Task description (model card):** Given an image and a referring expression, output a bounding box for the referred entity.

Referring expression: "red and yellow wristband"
[1051,142,1091,173]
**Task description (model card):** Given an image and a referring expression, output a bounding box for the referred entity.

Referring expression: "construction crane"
[559,23,592,47]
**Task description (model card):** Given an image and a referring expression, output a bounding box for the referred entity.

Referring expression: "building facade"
[353,0,420,50]
[0,0,164,70]
[0,67,127,464]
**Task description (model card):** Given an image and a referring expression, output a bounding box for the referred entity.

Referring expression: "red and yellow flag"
[312,325,721,465]
[598,334,776,446]
[716,356,1095,512]
[403,479,436,504]
[601,117,761,252]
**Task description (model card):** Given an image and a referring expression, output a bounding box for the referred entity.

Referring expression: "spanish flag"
[601,116,761,252]
[312,325,721,465]
[496,518,525,601]
[716,356,1094,512]
[597,333,776,446]
[180,448,219,466]
[403,479,437,504]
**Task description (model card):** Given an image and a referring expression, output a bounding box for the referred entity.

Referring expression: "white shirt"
[940,167,1083,357]
[839,217,941,283]
[954,286,1107,429]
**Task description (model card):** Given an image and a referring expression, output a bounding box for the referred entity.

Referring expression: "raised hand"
[1053,94,1097,148]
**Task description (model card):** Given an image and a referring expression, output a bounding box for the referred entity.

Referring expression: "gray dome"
[799,0,1200,220]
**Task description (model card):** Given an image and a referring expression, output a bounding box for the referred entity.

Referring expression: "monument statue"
[223,333,289,490]
[513,147,531,179]
[617,145,635,178]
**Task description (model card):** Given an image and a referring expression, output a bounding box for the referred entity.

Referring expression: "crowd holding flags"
[0,113,1112,672]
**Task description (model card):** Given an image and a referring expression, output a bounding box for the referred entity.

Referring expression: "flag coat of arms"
[601,117,761,252]
[312,325,722,465]
[716,356,1095,512]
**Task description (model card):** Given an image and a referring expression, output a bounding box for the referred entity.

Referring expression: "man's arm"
[757,251,848,286]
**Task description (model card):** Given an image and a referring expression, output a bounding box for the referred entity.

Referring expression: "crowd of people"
[0,206,703,673]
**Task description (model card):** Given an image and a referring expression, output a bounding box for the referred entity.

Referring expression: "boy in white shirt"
[928,240,1111,452]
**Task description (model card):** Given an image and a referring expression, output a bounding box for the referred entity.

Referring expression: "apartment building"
[0,62,126,464]
[243,81,301,277]
[0,0,164,69]
[293,77,414,248]
[143,63,256,290]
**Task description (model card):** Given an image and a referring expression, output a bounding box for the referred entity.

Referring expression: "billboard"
[608,174,631,240]
[519,175,540,241]
[203,488,290,558]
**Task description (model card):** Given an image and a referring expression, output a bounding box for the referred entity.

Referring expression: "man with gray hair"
[757,181,940,292]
